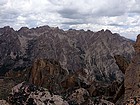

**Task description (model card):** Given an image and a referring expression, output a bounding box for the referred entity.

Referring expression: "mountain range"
[0,25,136,104]
[0,25,134,82]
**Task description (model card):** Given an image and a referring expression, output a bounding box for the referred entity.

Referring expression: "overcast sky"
[0,0,140,40]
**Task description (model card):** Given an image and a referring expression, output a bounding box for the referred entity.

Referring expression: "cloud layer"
[0,0,140,40]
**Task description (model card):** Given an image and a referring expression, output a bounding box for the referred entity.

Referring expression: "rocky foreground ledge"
[0,82,116,105]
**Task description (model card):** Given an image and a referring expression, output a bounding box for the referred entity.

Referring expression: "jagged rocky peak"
[18,27,29,32]
[134,34,140,53]
[0,26,15,36]
[0,26,23,75]
[2,26,14,31]
[33,25,50,33]
[105,29,112,33]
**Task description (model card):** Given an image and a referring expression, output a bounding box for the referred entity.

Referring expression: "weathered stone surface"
[0,81,117,105]
[134,34,140,53]
[124,35,140,101]
[0,100,9,105]
[8,82,69,105]
[113,54,132,103]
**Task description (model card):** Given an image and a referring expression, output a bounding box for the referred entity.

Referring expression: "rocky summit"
[0,25,136,104]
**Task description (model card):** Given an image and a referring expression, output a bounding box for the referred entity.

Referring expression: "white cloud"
[0,0,140,40]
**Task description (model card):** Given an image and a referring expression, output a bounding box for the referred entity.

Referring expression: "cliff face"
[0,25,134,82]
[124,35,140,101]
[29,59,69,94]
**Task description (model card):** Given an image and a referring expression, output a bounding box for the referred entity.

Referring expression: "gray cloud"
[108,24,124,27]
[62,21,85,25]
[0,0,7,5]
[58,8,81,19]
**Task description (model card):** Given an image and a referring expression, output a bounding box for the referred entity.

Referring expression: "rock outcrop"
[8,82,69,105]
[29,59,68,94]
[113,55,130,103]
[114,55,130,74]
[29,59,92,95]
[0,81,117,105]
[124,35,140,101]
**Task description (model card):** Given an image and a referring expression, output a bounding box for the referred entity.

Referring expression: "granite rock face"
[0,26,134,82]
[124,35,140,101]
